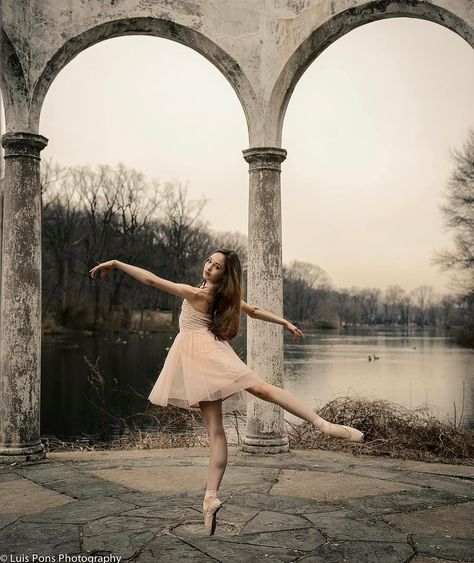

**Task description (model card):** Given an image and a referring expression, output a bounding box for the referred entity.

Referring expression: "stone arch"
[0,28,29,131]
[270,0,474,146]
[30,17,256,138]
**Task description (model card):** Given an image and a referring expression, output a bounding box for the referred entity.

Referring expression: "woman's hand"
[89,260,116,280]
[285,321,305,343]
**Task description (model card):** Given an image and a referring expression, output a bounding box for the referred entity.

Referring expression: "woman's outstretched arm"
[241,300,304,343]
[89,260,200,302]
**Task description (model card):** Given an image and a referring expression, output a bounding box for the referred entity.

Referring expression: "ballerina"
[89,248,363,535]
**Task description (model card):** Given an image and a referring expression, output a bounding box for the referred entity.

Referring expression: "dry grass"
[285,396,474,465]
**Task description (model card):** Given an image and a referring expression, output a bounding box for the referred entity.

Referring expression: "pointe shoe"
[338,424,364,443]
[203,496,223,535]
[320,421,364,442]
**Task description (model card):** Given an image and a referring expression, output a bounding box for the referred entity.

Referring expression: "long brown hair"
[199,249,243,341]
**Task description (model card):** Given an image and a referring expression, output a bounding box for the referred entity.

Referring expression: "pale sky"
[37,17,474,294]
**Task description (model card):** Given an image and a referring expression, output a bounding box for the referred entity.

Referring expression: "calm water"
[41,327,474,442]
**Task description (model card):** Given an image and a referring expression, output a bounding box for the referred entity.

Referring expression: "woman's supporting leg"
[199,399,227,533]
[199,399,228,494]
[246,382,363,441]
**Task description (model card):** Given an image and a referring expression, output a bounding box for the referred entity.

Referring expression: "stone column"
[241,147,289,453]
[0,132,48,463]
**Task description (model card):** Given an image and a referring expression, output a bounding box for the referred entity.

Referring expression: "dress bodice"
[179,299,212,332]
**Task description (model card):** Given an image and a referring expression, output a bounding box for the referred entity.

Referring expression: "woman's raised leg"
[246,383,363,442]
[199,399,226,534]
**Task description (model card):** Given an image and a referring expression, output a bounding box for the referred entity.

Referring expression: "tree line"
[40,156,473,345]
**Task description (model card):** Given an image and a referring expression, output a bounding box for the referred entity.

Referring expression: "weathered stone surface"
[22,496,135,524]
[344,465,411,481]
[271,469,420,501]
[393,472,474,499]
[14,464,84,483]
[384,501,474,538]
[0,448,472,560]
[0,521,80,556]
[227,491,340,515]
[410,557,471,563]
[342,488,469,515]
[0,133,48,462]
[240,509,313,533]
[298,540,415,563]
[221,527,326,551]
[0,477,74,516]
[40,474,134,499]
[304,508,407,542]
[134,533,215,562]
[0,471,23,483]
[174,521,240,538]
[82,515,163,558]
[117,490,204,507]
[83,465,207,492]
[121,505,202,522]
[186,536,297,562]
[415,537,474,560]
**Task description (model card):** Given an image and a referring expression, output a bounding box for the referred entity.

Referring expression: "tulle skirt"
[147,328,265,413]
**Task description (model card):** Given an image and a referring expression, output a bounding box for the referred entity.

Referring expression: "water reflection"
[41,327,473,442]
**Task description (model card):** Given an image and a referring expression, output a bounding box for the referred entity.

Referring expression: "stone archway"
[0,13,256,463]
[0,1,473,462]
[269,0,474,147]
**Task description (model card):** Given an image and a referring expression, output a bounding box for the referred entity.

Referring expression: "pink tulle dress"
[147,298,265,413]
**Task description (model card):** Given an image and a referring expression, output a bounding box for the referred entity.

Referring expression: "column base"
[241,435,289,454]
[0,442,46,464]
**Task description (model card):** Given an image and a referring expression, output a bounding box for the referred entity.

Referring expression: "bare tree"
[360,287,382,324]
[42,168,85,316]
[383,285,406,325]
[284,260,331,322]
[434,128,474,290]
[109,164,160,309]
[411,285,434,327]
[157,181,211,325]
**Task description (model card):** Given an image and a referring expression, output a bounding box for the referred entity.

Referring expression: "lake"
[41,327,474,443]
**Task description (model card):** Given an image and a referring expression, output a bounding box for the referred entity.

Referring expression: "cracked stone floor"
[0,447,473,562]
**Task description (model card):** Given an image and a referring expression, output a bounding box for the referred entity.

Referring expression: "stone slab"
[304,509,407,542]
[116,490,204,507]
[241,510,313,534]
[220,527,325,551]
[415,536,474,561]
[342,489,469,515]
[0,472,23,483]
[83,465,208,492]
[187,536,297,562]
[22,496,135,524]
[270,469,420,502]
[14,464,83,483]
[41,474,134,499]
[227,491,341,515]
[391,472,474,499]
[0,477,74,516]
[82,515,164,558]
[410,557,474,563]
[134,533,213,562]
[384,501,474,538]
[0,521,80,556]
[83,465,279,493]
[298,540,414,563]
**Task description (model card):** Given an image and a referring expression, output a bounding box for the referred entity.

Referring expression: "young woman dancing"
[89,249,363,535]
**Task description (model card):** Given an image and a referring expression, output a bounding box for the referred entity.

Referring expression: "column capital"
[242,147,287,171]
[2,132,49,160]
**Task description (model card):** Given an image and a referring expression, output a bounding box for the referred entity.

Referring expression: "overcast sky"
[36,17,474,294]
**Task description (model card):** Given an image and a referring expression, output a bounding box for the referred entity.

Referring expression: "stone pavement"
[0,446,473,562]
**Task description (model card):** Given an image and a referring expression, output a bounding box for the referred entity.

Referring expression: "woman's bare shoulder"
[188,286,214,314]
